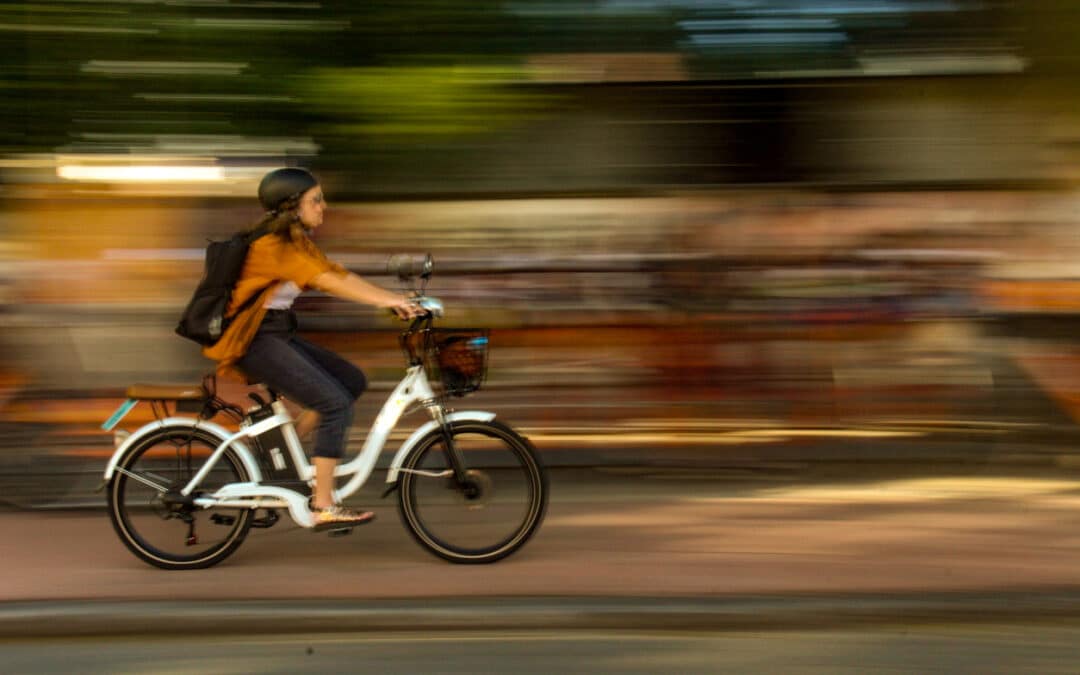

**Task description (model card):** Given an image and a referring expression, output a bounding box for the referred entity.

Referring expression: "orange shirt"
[202,233,346,379]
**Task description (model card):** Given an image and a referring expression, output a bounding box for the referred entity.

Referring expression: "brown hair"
[248,192,307,243]
[247,189,336,266]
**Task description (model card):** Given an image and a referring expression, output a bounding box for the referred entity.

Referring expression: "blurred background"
[4,0,1080,507]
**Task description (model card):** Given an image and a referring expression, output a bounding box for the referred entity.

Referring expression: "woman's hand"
[389,297,425,320]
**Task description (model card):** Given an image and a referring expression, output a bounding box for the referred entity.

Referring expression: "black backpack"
[175,227,269,346]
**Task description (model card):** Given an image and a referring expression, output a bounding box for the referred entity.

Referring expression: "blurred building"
[3,1,1080,471]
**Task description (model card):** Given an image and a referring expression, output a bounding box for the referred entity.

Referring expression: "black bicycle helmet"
[258,167,318,212]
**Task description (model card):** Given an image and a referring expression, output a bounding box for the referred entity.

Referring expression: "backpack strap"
[225,224,277,320]
[230,280,277,319]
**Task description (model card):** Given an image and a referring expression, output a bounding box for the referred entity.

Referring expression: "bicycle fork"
[431,404,471,488]
[380,403,471,499]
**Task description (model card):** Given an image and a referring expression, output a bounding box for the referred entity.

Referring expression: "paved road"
[7,463,1080,671]
[6,464,1080,673]
[4,465,1080,608]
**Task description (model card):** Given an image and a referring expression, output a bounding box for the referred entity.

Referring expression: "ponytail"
[247,193,307,243]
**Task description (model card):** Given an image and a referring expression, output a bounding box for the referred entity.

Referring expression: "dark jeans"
[236,310,367,459]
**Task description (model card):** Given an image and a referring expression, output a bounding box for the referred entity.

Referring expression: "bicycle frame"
[103,363,496,529]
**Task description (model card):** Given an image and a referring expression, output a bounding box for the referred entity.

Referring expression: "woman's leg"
[237,333,357,510]
[313,457,338,509]
[289,335,368,400]
[287,337,370,509]
[289,337,369,509]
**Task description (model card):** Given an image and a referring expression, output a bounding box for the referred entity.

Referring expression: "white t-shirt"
[263,281,302,310]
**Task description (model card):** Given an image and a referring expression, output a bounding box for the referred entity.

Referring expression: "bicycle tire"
[397,419,548,564]
[107,426,253,570]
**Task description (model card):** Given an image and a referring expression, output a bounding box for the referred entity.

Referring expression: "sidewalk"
[4,466,1080,636]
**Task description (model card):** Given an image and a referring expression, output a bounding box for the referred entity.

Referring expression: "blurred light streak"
[101,249,206,261]
[857,250,1002,262]
[185,18,348,31]
[687,32,849,47]
[63,135,318,156]
[527,53,687,83]
[155,1,323,6]
[522,427,924,446]
[734,429,923,439]
[744,1,966,15]
[680,19,840,30]
[757,54,1026,78]
[742,477,1080,503]
[82,61,248,76]
[0,156,59,169]
[56,165,225,183]
[133,94,295,102]
[857,54,1027,76]
[507,2,661,17]
[0,23,155,34]
[515,0,969,18]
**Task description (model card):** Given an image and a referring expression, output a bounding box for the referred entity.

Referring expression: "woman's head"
[253,167,325,238]
[258,167,318,212]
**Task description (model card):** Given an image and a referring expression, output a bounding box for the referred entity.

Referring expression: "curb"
[4,592,1080,638]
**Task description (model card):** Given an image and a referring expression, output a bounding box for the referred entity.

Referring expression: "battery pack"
[244,406,302,484]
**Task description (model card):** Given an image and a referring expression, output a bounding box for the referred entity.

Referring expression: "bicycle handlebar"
[415,296,443,317]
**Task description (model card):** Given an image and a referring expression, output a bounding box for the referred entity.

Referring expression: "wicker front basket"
[427,329,489,396]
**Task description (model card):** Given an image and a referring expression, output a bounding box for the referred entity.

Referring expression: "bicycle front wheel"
[397,420,548,564]
[107,426,253,570]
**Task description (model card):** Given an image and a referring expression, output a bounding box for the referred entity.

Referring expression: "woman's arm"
[310,270,421,318]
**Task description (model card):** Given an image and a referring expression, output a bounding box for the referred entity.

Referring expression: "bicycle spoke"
[114,466,169,493]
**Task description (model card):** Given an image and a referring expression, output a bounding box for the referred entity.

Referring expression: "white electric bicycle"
[100,255,548,569]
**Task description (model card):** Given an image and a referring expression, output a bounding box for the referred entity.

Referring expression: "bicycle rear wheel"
[397,419,547,564]
[107,426,253,570]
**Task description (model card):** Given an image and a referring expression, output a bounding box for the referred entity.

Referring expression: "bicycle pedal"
[210,514,235,526]
[326,527,354,538]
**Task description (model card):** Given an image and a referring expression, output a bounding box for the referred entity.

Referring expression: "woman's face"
[297,185,326,230]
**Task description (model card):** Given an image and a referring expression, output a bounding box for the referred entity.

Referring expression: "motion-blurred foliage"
[303,64,555,141]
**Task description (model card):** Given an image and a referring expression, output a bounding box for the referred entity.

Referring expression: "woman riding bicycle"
[203,167,422,528]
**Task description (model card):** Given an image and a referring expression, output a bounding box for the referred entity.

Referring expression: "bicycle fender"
[102,416,261,483]
[385,411,496,484]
